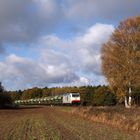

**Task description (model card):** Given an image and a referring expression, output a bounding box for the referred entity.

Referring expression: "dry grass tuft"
[70,106,140,132]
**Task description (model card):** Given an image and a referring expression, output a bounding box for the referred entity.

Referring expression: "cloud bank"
[63,0,140,20]
[0,0,139,51]
[0,23,114,90]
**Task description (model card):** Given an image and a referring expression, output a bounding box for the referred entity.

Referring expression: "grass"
[65,106,140,132]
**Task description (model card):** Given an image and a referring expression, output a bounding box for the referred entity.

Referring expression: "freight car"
[15,93,80,105]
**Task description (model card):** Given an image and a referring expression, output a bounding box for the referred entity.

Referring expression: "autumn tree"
[101,16,140,108]
[10,90,22,101]
[21,87,42,100]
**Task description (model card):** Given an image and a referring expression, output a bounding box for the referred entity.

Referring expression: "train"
[15,92,81,105]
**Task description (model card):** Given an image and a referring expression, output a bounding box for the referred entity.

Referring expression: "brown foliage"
[101,16,140,104]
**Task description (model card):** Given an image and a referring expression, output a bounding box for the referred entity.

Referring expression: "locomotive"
[15,93,80,105]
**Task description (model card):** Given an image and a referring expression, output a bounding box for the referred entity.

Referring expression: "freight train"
[15,93,80,105]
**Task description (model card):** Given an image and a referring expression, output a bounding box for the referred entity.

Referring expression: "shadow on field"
[0,105,43,110]
[17,105,44,110]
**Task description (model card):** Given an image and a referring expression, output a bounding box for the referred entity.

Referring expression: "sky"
[0,0,140,91]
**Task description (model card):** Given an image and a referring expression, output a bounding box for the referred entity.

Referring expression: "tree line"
[0,84,140,108]
[8,85,140,106]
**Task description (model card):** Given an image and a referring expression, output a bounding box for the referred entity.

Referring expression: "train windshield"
[72,94,79,97]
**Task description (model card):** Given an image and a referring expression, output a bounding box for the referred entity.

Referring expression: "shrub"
[0,92,13,108]
[92,88,116,106]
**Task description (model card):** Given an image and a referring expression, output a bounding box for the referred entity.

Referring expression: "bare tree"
[101,16,140,108]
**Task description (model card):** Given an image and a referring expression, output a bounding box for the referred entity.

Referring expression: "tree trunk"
[128,82,132,107]
[124,96,130,108]
[124,84,132,108]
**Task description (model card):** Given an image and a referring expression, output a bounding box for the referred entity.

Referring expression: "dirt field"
[0,106,139,140]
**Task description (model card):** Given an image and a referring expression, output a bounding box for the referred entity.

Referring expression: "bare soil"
[0,106,139,140]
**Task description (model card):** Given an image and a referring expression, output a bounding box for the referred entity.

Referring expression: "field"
[0,106,140,140]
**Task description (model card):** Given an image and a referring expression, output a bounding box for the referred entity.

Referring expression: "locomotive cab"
[71,93,80,105]
[62,93,80,105]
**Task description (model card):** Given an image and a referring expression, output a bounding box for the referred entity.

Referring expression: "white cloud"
[76,77,90,86]
[0,54,79,90]
[0,23,114,90]
[0,54,47,90]
[36,23,114,87]
[81,23,114,45]
[76,23,114,74]
[39,23,114,77]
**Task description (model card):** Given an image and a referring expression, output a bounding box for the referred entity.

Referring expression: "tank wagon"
[15,93,80,105]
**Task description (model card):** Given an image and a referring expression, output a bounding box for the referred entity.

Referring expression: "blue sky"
[0,0,140,90]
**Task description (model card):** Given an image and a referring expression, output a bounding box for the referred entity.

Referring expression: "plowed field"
[0,106,139,140]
